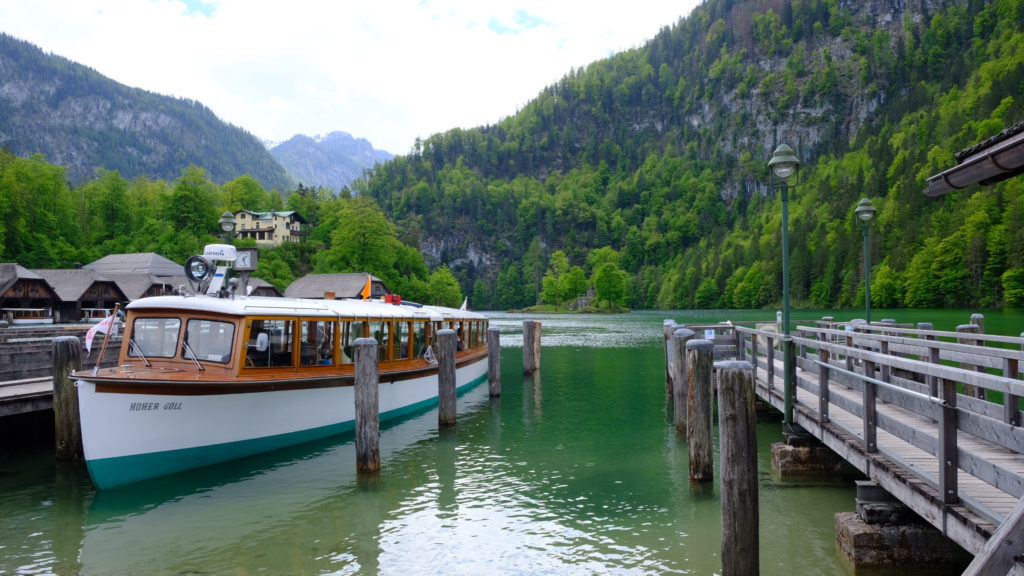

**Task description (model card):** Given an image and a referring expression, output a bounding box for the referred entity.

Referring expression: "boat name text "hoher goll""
[128,402,183,411]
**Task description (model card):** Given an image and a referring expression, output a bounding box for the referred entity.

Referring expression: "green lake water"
[1,309,1013,575]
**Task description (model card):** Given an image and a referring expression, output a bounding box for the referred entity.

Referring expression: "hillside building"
[232,210,307,247]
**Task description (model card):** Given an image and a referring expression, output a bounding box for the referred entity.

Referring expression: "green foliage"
[426,266,463,308]
[351,0,1024,311]
[5,0,1024,313]
[593,262,628,308]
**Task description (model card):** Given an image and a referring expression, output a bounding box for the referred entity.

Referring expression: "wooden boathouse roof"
[83,252,182,276]
[31,269,127,303]
[925,120,1024,196]
[0,263,50,298]
[283,273,390,300]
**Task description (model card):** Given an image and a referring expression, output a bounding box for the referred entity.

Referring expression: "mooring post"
[971,313,985,334]
[671,328,696,431]
[522,320,541,375]
[687,339,714,483]
[664,320,679,395]
[53,336,83,461]
[487,327,501,398]
[917,322,937,395]
[970,314,987,375]
[354,338,380,474]
[718,360,758,576]
[438,329,457,427]
[957,324,983,399]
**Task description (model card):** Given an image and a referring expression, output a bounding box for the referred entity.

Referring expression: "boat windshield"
[128,317,182,358]
[182,318,235,364]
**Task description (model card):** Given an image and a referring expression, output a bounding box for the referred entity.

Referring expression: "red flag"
[85,314,116,355]
[360,274,372,300]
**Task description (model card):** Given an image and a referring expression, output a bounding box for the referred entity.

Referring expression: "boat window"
[300,320,335,366]
[129,317,181,358]
[393,320,410,360]
[183,319,235,364]
[414,320,430,358]
[245,319,295,368]
[339,320,363,364]
[375,320,390,362]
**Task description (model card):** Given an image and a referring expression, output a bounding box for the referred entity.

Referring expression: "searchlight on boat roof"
[184,244,240,297]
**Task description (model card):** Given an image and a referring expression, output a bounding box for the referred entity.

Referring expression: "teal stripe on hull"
[87,373,486,489]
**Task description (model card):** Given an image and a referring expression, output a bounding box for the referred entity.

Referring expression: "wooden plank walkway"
[0,376,54,417]
[720,322,1024,558]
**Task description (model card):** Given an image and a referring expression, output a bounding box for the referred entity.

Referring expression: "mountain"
[0,33,293,190]
[358,0,1024,311]
[269,132,393,193]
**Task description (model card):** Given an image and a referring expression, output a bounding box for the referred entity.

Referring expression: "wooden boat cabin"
[119,295,488,381]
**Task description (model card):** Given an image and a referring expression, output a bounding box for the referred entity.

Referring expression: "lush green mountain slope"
[269,132,393,193]
[357,0,1024,310]
[0,33,292,191]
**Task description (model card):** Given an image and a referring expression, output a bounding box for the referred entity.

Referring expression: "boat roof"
[125,294,486,322]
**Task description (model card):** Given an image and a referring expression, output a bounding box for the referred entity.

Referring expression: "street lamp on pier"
[218,211,237,242]
[855,198,876,325]
[768,144,800,427]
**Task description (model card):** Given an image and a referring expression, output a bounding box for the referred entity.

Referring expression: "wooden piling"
[354,338,380,474]
[718,360,758,576]
[971,313,985,333]
[664,320,679,395]
[671,328,696,431]
[487,327,501,398]
[53,336,84,461]
[957,324,983,399]
[522,320,541,375]
[687,339,714,483]
[437,329,457,427]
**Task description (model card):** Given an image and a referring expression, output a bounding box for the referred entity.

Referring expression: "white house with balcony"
[232,210,307,246]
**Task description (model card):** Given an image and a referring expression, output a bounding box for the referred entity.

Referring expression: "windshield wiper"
[129,337,152,367]
[181,337,205,371]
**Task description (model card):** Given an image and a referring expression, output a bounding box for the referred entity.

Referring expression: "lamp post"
[768,144,800,427]
[218,211,237,242]
[855,198,876,325]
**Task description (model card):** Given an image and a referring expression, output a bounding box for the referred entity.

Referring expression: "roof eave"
[924,127,1024,197]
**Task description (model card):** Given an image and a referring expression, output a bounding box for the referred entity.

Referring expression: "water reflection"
[0,310,991,574]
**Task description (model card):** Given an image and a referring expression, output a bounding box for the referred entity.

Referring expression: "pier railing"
[725,321,1024,566]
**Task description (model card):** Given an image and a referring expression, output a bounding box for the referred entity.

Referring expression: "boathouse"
[247,277,283,298]
[32,269,126,323]
[0,263,56,324]
[284,273,390,300]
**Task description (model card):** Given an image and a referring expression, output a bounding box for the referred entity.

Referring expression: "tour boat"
[73,247,488,489]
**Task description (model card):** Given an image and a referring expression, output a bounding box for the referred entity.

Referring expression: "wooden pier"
[0,326,120,417]
[686,319,1024,574]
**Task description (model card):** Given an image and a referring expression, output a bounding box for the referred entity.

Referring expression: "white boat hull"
[77,359,487,489]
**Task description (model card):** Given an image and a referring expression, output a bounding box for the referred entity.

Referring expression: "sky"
[0,0,703,155]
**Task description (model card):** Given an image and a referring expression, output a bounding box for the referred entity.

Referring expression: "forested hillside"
[357,0,1024,310]
[0,33,292,190]
[3,0,1023,313]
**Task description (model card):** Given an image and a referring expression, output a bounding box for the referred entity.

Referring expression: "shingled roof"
[283,273,390,299]
[84,252,182,276]
[32,269,125,302]
[0,263,48,297]
[103,273,187,300]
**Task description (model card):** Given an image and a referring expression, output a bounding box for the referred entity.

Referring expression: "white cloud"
[0,0,702,154]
